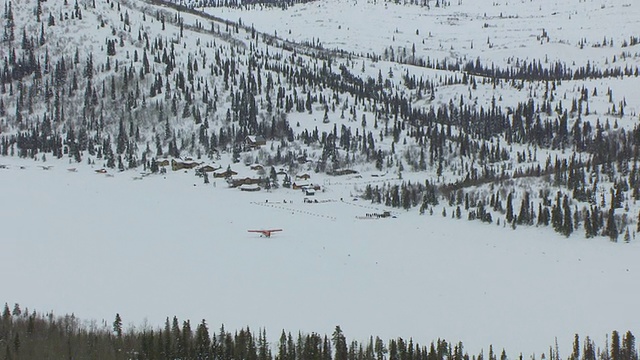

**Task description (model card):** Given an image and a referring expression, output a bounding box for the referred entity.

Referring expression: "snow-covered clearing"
[206,0,640,69]
[1,156,638,356]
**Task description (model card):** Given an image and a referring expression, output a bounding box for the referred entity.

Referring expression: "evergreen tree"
[84,53,93,80]
[11,303,20,317]
[570,334,580,360]
[113,313,123,338]
[606,209,618,242]
[506,193,514,223]
[562,195,573,237]
[2,303,10,320]
[622,331,637,360]
[278,331,289,360]
[551,192,564,233]
[583,336,596,360]
[117,118,128,154]
[584,210,594,238]
[3,1,14,43]
[332,326,348,360]
[517,192,530,225]
[612,331,621,360]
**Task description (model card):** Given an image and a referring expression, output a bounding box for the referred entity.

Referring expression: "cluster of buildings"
[165,158,321,194]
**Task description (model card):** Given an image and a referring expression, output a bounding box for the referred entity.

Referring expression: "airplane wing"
[248,229,283,237]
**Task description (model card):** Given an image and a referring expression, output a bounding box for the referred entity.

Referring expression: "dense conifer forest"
[0,303,637,360]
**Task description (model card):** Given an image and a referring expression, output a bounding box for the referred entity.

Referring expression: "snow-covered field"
[206,0,640,69]
[2,156,639,356]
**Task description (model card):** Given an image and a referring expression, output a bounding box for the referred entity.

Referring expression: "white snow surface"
[206,0,640,69]
[1,156,639,356]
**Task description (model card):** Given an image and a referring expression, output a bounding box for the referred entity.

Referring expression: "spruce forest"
[0,303,638,360]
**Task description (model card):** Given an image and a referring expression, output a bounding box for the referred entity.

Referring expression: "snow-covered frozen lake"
[1,157,639,356]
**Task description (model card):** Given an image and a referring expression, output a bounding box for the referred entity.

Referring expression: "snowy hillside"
[1,0,640,357]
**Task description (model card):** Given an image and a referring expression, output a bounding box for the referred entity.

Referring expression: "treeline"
[360,148,640,241]
[167,0,315,11]
[0,303,638,360]
[378,44,638,83]
[462,58,640,82]
[361,180,438,212]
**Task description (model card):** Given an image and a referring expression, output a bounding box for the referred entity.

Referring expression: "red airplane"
[247,229,283,238]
